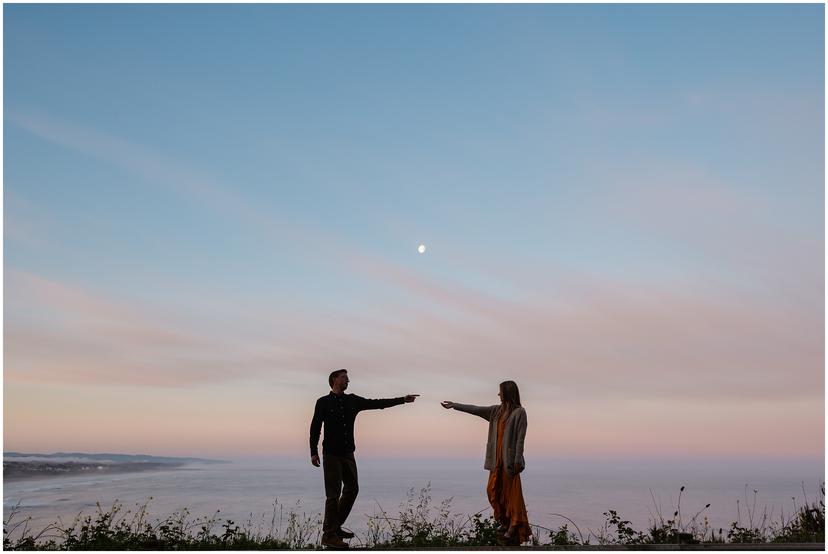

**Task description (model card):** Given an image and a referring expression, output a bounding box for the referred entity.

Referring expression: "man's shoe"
[336,528,355,539]
[321,535,349,549]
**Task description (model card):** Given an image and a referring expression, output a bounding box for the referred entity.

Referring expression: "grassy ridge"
[4,484,824,550]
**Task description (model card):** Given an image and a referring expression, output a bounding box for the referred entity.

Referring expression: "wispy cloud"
[5,109,465,287]
[598,164,824,307]
[5,192,54,250]
[5,109,342,256]
[4,269,312,387]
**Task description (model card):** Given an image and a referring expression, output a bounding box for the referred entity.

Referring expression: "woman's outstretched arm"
[441,401,497,421]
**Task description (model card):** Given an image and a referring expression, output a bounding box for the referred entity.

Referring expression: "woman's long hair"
[499,380,521,419]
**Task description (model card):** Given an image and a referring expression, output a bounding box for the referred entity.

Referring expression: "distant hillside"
[4,452,228,464]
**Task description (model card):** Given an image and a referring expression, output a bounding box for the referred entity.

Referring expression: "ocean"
[3,456,823,543]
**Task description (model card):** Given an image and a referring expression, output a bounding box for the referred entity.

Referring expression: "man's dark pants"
[322,453,359,537]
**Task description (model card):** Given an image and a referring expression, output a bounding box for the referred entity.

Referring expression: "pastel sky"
[4,4,824,460]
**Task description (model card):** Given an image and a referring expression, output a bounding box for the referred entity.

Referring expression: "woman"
[442,381,531,545]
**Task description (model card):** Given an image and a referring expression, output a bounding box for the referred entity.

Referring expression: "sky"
[3,4,824,460]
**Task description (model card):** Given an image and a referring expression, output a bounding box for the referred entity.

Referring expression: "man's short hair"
[329,369,348,388]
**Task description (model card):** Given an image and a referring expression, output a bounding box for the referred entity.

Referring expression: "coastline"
[3,461,188,481]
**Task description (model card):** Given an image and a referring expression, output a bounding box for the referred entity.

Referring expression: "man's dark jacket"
[310,392,405,457]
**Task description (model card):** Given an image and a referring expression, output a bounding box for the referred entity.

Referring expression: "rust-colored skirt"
[486,415,532,544]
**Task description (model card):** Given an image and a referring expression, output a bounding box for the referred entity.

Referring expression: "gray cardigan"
[453,403,527,476]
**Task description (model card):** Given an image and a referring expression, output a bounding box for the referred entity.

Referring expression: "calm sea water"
[3,456,823,542]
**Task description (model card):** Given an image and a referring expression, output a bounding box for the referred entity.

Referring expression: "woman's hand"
[441,401,455,409]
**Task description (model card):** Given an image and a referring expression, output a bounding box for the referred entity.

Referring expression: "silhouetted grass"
[4,483,824,549]
[3,497,320,550]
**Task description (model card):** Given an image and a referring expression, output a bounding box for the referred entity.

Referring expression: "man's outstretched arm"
[309,399,323,466]
[355,394,418,411]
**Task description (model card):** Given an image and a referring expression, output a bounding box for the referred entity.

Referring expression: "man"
[309,368,418,548]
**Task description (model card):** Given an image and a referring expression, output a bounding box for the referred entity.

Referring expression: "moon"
[417,244,426,254]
